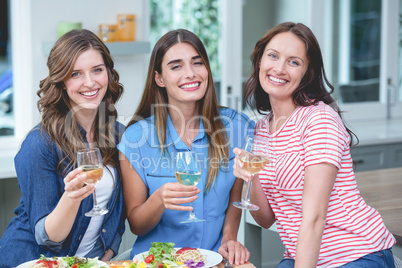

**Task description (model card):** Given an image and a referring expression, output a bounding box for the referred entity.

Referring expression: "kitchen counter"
[355,167,402,245]
[1,118,402,180]
[347,118,402,146]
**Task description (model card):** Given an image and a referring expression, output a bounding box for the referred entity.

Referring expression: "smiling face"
[64,48,108,110]
[154,42,208,108]
[259,32,309,103]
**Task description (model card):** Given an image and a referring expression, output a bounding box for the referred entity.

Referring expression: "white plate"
[133,247,222,268]
[16,259,108,268]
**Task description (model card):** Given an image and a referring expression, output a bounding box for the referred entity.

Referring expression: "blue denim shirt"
[117,108,255,258]
[0,122,126,268]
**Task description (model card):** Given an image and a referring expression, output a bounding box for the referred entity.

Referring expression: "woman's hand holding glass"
[77,148,108,217]
[233,135,269,211]
[233,149,254,181]
[158,182,200,211]
[63,167,95,201]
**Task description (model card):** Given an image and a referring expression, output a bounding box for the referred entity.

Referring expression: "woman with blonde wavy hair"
[118,29,254,266]
[0,29,125,267]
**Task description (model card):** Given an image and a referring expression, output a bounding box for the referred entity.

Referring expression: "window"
[150,0,220,77]
[149,0,402,121]
[0,0,13,136]
[399,0,402,102]
[334,0,401,120]
[150,0,229,104]
[336,0,381,103]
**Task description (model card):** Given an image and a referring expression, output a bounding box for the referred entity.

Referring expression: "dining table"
[105,260,252,267]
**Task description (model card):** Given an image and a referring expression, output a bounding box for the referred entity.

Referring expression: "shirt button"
[102,229,106,233]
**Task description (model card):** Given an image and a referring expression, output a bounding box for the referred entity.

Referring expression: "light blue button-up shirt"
[118,108,255,257]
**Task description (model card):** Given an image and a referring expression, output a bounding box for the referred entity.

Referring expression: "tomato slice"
[36,260,59,268]
[176,247,196,255]
[144,254,154,263]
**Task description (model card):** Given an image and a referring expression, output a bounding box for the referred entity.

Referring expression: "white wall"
[30,0,149,127]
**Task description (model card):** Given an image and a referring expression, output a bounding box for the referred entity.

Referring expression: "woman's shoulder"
[124,116,154,130]
[21,124,53,148]
[296,102,347,133]
[301,101,341,120]
[120,116,155,143]
[16,124,56,159]
[255,114,270,129]
[219,107,255,126]
[114,121,126,135]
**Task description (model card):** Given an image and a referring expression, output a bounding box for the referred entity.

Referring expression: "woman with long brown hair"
[118,29,253,266]
[0,29,125,266]
[234,22,396,267]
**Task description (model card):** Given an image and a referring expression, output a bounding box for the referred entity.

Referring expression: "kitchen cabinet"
[351,142,402,172]
[388,143,402,168]
[42,41,150,56]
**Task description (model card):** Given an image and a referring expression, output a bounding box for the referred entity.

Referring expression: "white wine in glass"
[77,148,108,217]
[175,151,205,223]
[233,135,268,211]
[80,165,103,185]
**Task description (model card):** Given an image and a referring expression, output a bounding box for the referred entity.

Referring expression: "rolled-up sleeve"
[15,128,66,252]
[109,230,122,256]
[34,216,65,251]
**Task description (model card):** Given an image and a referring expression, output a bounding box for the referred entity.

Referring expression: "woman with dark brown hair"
[234,22,396,267]
[0,29,125,266]
[118,29,254,265]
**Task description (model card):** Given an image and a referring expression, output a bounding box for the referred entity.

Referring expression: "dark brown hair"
[244,22,357,146]
[127,29,228,192]
[37,29,124,173]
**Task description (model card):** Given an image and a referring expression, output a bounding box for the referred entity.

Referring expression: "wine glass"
[175,151,205,223]
[233,135,268,211]
[77,148,108,217]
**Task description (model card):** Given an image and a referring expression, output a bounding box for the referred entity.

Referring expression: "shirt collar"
[77,124,90,146]
[166,114,206,150]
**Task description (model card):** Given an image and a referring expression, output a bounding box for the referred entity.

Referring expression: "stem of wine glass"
[92,188,100,209]
[189,201,196,220]
[244,178,253,204]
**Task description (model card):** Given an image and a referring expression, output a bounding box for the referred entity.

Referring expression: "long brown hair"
[127,29,228,192]
[244,22,357,146]
[37,29,124,174]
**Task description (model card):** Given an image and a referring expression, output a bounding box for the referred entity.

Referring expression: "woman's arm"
[294,163,338,268]
[16,130,94,245]
[218,178,250,266]
[233,147,275,229]
[120,153,200,236]
[45,168,95,242]
[101,249,115,261]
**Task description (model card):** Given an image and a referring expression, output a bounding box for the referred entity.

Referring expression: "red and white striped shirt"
[256,101,396,267]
